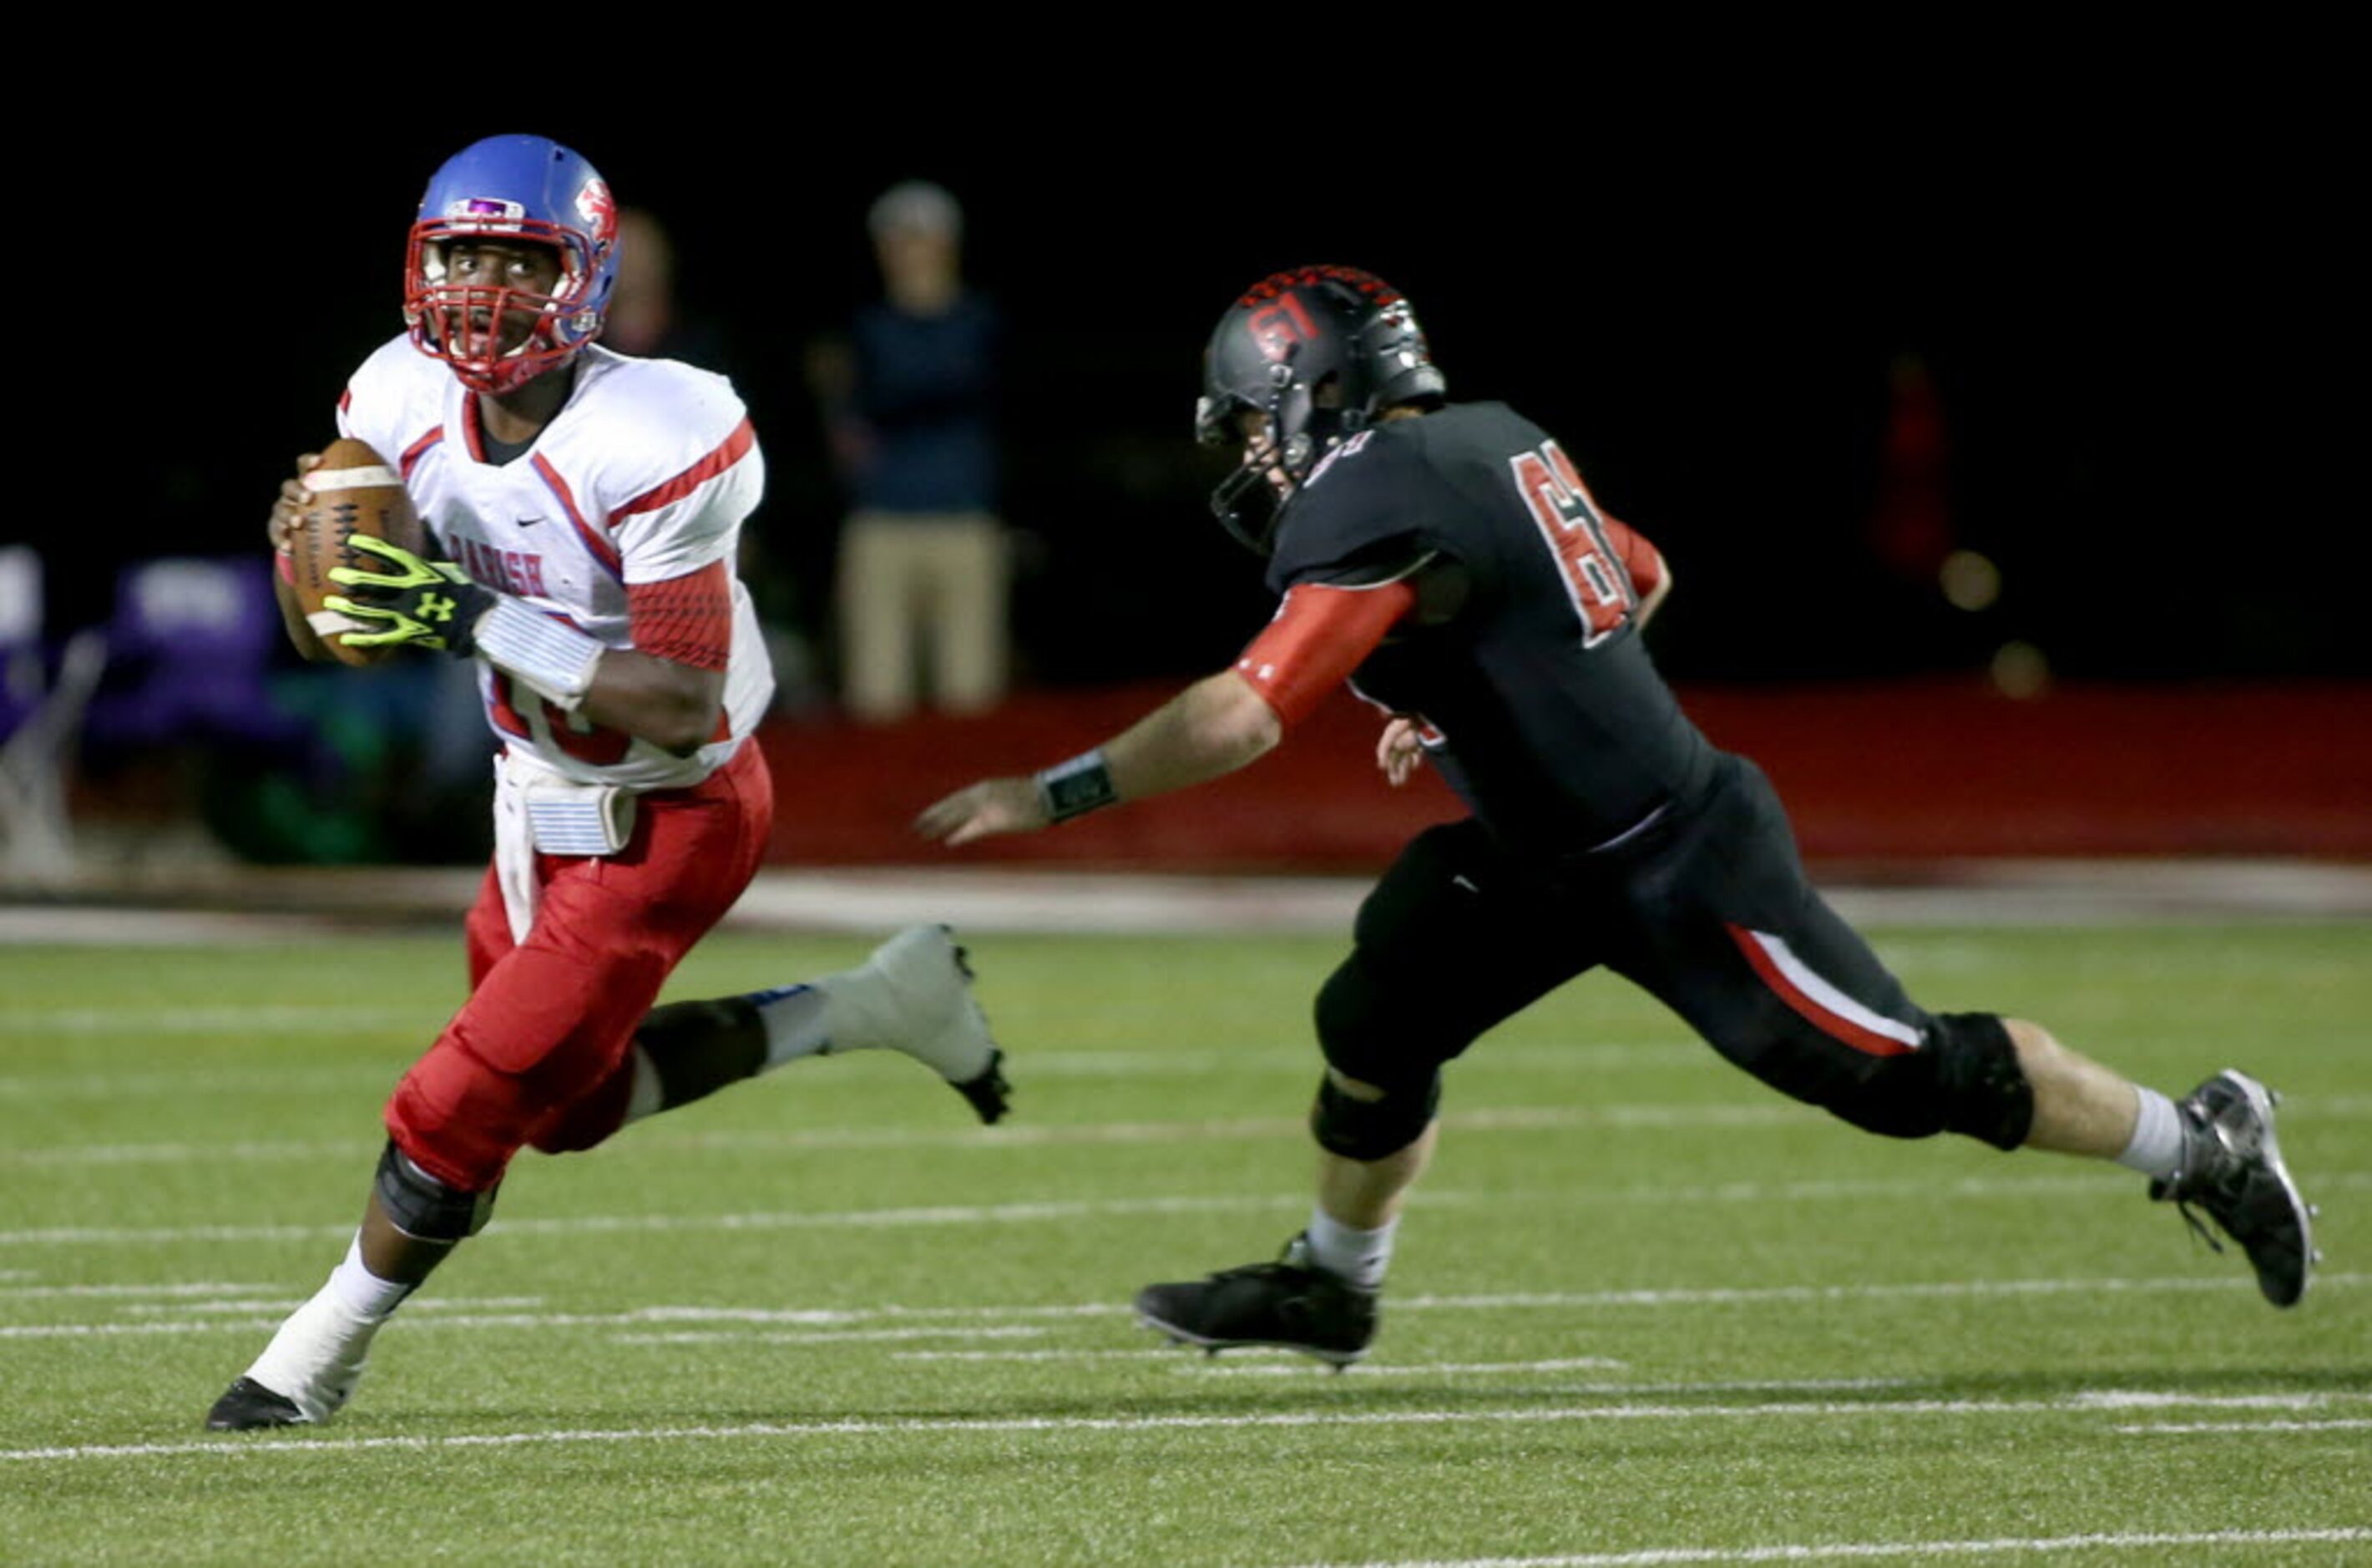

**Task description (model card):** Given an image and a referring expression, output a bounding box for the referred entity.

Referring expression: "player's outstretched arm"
[916,670,1282,847]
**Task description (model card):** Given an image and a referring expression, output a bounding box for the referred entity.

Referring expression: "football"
[287,438,427,668]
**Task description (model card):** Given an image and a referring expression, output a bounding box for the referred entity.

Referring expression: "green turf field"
[2,923,2364,1565]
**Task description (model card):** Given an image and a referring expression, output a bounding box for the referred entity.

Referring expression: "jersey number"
[1509,440,1633,647]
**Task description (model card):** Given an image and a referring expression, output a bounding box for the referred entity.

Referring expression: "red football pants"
[384,743,774,1191]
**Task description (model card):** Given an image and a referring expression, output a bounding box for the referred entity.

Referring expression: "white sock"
[326,1233,412,1318]
[2114,1087,2187,1177]
[748,984,830,1070]
[1303,1208,1397,1291]
[245,1277,383,1421]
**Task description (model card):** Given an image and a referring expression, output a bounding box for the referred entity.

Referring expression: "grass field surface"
[2,923,2364,1565]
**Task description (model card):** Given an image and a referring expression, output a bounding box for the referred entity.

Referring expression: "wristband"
[1034,748,1119,823]
[473,596,605,711]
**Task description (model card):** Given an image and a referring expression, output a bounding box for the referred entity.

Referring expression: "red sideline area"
[756,678,2372,871]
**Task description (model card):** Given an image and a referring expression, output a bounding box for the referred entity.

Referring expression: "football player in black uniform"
[915,266,2318,1363]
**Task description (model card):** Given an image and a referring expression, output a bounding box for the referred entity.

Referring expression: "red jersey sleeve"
[1233,579,1418,726]
[626,559,734,672]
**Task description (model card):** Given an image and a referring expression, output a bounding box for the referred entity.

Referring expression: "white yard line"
[613,1325,1053,1345]
[4,1391,2364,1464]
[0,1004,428,1038]
[2115,1419,2372,1434]
[0,1109,1795,1167]
[1185,1358,1630,1378]
[3,1273,2359,1340]
[0,1039,1692,1076]
[119,1296,544,1318]
[0,1280,281,1299]
[0,1067,402,1100]
[894,1348,1185,1363]
[1288,1528,2372,1567]
[1386,1274,2368,1311]
[10,1100,2368,1168]
[8,859,2368,947]
[11,1173,2359,1249]
[0,1193,1304,1249]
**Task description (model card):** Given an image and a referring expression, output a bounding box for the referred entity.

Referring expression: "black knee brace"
[1929,1010,2035,1151]
[1822,1011,2033,1151]
[374,1140,499,1242]
[1309,1071,1441,1162]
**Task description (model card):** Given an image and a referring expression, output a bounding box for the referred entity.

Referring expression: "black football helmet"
[1196,266,1446,554]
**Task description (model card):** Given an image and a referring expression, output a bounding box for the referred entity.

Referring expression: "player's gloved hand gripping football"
[324,536,495,656]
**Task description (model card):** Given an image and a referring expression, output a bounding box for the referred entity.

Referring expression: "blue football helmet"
[404,134,620,394]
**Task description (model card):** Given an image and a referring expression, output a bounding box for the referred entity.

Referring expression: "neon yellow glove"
[324,536,493,656]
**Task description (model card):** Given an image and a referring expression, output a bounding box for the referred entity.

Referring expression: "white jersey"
[337,336,775,790]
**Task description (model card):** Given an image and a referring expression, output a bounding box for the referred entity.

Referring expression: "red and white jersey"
[337,336,773,790]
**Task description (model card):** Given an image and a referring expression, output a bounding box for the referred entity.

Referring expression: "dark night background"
[78,102,2356,697]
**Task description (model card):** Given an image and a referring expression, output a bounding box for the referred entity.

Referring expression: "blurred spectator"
[598,207,731,371]
[809,180,1009,723]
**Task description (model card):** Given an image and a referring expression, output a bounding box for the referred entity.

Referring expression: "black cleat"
[2151,1070,2319,1308]
[950,1047,1011,1125]
[1135,1235,1378,1367]
[205,1377,308,1431]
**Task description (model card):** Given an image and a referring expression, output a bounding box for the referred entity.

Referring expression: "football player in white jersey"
[206,134,1011,1432]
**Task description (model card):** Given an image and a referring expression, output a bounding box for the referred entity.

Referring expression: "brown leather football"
[287,438,427,667]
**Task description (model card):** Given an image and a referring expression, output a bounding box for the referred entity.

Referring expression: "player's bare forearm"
[575,650,725,756]
[916,670,1282,847]
[1105,670,1282,799]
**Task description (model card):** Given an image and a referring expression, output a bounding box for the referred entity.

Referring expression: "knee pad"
[1820,1011,2033,1151]
[1929,1010,2035,1151]
[374,1139,500,1242]
[1309,1070,1440,1162]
